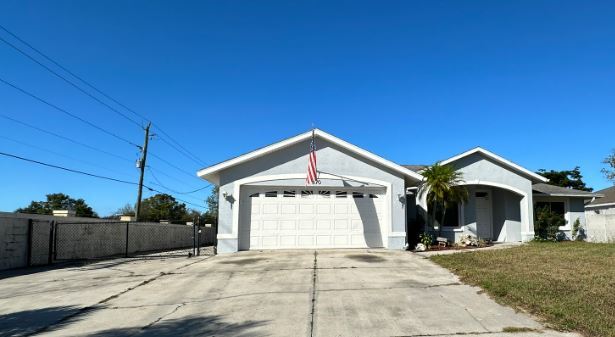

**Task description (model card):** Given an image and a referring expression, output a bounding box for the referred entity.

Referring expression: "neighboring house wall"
[216,137,408,253]
[445,153,534,242]
[585,206,615,243]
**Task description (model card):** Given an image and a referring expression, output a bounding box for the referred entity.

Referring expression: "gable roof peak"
[440,146,548,183]
[197,128,423,184]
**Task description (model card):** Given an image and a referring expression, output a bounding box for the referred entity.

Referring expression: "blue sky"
[1,1,614,216]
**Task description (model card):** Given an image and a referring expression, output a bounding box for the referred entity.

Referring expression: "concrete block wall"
[0,218,29,270]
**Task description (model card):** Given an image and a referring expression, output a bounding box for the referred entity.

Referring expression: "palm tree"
[419,162,468,236]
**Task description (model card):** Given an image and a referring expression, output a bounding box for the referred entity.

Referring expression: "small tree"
[139,193,190,223]
[571,218,586,241]
[602,149,615,184]
[16,193,98,217]
[534,206,565,241]
[203,186,219,226]
[419,163,468,236]
[116,203,135,216]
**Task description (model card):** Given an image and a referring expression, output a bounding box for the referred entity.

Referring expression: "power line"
[156,134,206,166]
[0,77,140,148]
[148,166,211,195]
[0,135,134,179]
[0,150,138,185]
[0,114,134,162]
[146,165,198,187]
[148,151,203,182]
[0,24,207,166]
[0,150,206,209]
[0,34,144,128]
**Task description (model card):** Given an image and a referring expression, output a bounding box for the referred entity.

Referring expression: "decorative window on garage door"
[301,190,314,198]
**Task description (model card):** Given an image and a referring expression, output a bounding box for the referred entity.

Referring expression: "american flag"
[306,130,319,185]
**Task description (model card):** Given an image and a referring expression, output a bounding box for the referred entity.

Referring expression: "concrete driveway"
[0,249,579,337]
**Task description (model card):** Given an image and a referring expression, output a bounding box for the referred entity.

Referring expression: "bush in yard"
[534,206,565,241]
[419,232,434,249]
[572,218,586,241]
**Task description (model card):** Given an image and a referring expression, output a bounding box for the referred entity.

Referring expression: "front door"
[475,191,492,239]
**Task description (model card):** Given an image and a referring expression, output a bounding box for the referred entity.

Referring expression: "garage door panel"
[263,204,278,214]
[300,204,314,214]
[351,235,367,246]
[316,235,331,247]
[317,220,331,230]
[334,204,348,214]
[279,235,296,247]
[279,220,296,230]
[298,236,314,247]
[241,187,386,250]
[251,204,261,215]
[351,219,363,230]
[316,204,331,214]
[299,220,315,230]
[263,220,278,230]
[281,204,297,214]
[334,219,349,230]
[261,236,278,248]
[333,236,349,245]
[251,220,261,230]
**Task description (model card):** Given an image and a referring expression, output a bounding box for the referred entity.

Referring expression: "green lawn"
[430,242,615,337]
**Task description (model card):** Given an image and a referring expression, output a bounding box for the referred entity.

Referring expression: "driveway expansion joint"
[142,302,186,330]
[309,250,318,337]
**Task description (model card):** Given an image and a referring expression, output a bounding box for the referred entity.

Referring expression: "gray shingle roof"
[587,185,615,207]
[532,183,601,198]
[402,165,428,173]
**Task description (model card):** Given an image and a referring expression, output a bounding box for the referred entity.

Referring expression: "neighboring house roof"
[401,164,428,173]
[197,129,424,184]
[532,183,603,199]
[586,185,615,208]
[439,147,549,183]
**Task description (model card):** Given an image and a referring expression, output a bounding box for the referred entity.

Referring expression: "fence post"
[27,219,33,267]
[192,219,197,256]
[125,221,130,258]
[50,221,57,263]
[197,215,201,256]
[214,222,218,255]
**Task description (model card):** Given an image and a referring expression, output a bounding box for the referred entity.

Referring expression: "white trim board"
[585,202,615,209]
[197,129,424,183]
[439,147,548,183]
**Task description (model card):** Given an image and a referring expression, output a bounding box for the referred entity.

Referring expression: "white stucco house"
[197,129,601,253]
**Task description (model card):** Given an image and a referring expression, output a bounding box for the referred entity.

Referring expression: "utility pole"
[135,122,151,221]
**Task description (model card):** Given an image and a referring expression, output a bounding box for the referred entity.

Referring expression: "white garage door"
[238,187,387,250]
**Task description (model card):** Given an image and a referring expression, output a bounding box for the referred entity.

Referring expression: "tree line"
[15,186,219,225]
